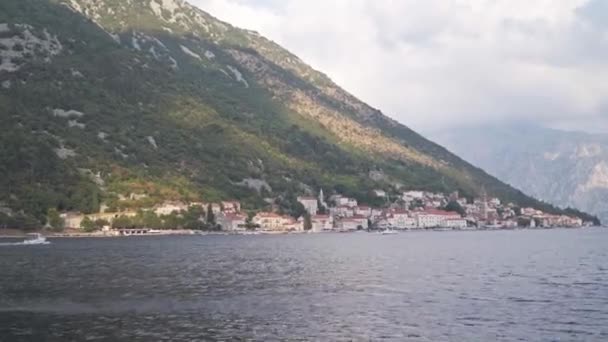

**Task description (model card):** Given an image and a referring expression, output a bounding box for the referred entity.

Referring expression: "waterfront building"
[253,212,286,231]
[217,213,247,231]
[297,196,319,215]
[416,209,462,228]
[336,216,367,231]
[311,215,333,232]
[387,210,417,229]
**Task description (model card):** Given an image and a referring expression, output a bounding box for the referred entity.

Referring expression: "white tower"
[318,189,327,208]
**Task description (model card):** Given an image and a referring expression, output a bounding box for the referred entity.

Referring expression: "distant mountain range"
[435,124,608,224]
[0,0,596,227]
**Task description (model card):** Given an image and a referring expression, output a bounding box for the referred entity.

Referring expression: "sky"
[190,0,608,134]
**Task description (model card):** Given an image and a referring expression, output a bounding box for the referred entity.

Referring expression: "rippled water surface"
[1,229,608,341]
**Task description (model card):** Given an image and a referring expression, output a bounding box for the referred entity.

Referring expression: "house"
[387,210,417,229]
[523,207,541,216]
[345,198,358,208]
[336,215,368,231]
[330,206,354,218]
[370,208,383,219]
[253,212,286,231]
[331,195,357,208]
[403,191,424,201]
[311,215,333,232]
[210,203,222,214]
[373,190,387,198]
[283,217,304,231]
[297,196,318,215]
[374,217,390,230]
[564,216,583,227]
[221,201,241,213]
[443,217,468,229]
[416,209,462,228]
[189,202,207,209]
[355,206,372,218]
[217,213,247,231]
[489,198,502,207]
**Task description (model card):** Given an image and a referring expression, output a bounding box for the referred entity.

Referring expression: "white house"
[337,215,368,231]
[416,209,463,228]
[345,198,358,208]
[311,215,333,232]
[387,210,417,229]
[284,217,304,231]
[403,191,425,201]
[370,208,383,220]
[254,212,286,231]
[210,203,222,214]
[297,196,318,215]
[443,218,468,229]
[330,206,354,218]
[355,206,372,218]
[221,201,241,213]
[373,190,387,198]
[217,213,247,231]
[331,195,358,208]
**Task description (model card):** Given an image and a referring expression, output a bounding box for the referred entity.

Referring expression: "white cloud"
[190,0,608,133]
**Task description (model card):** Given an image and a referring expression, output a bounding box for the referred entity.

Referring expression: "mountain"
[0,0,596,228]
[435,124,608,224]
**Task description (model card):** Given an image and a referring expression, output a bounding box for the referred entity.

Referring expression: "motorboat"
[380,228,398,235]
[21,233,50,245]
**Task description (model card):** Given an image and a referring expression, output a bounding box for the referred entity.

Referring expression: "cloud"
[190,0,608,134]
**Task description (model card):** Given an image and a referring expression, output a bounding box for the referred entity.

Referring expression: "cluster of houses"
[61,188,587,232]
[215,190,585,232]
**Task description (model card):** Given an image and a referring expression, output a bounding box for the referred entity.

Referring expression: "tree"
[47,208,64,232]
[162,212,182,230]
[317,202,328,215]
[112,215,134,229]
[94,219,110,229]
[183,206,205,230]
[80,216,96,232]
[206,203,215,225]
[244,211,258,230]
[289,201,308,218]
[409,199,424,210]
[72,181,100,214]
[513,207,522,216]
[443,201,466,217]
[303,212,312,231]
[139,210,162,229]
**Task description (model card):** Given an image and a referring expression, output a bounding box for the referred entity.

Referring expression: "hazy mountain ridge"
[0,0,597,227]
[436,125,608,223]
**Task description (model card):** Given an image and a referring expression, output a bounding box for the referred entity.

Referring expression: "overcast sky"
[190,0,608,134]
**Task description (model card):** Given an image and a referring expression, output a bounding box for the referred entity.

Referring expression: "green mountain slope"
[0,0,598,227]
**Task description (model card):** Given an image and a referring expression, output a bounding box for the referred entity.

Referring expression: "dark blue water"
[1,229,608,341]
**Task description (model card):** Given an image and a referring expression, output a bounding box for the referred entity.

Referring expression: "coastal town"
[57,189,589,236]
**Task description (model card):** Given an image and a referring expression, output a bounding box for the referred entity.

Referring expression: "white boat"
[21,233,50,245]
[380,229,398,235]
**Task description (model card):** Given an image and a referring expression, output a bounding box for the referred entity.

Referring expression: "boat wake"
[0,234,50,246]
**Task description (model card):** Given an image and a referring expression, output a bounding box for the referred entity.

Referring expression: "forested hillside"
[0,0,597,228]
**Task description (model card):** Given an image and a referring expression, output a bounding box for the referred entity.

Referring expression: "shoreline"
[0,226,601,239]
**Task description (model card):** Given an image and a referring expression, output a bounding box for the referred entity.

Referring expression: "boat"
[21,233,50,245]
[380,228,398,235]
